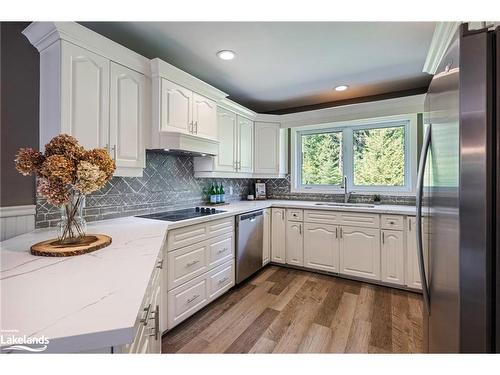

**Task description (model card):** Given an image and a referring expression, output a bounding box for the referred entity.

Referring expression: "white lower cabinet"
[339,225,381,281]
[262,208,271,265]
[381,229,405,285]
[167,259,234,329]
[286,221,304,266]
[303,223,339,273]
[117,256,162,354]
[271,208,286,264]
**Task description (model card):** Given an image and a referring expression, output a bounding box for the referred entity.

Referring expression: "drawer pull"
[389,221,395,224]
[140,304,152,326]
[187,294,200,304]
[156,259,164,269]
[147,305,160,340]
[217,248,228,255]
[218,277,229,284]
[186,260,200,268]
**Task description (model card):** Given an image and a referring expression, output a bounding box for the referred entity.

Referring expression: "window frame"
[291,115,415,194]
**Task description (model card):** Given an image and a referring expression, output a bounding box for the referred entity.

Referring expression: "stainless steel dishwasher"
[235,210,264,284]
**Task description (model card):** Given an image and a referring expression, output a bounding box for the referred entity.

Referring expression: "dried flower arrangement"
[15,134,115,244]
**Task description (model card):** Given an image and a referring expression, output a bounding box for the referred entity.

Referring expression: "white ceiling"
[82,22,436,113]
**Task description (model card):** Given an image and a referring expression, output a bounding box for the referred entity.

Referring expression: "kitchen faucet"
[343,176,351,203]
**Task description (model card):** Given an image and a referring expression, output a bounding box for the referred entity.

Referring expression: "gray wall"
[0,22,39,207]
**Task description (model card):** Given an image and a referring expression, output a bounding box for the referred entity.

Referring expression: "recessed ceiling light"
[334,85,349,92]
[217,50,236,60]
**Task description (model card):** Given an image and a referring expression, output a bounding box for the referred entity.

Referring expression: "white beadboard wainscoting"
[0,205,36,241]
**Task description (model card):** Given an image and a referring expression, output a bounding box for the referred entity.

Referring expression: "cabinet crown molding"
[151,58,227,102]
[218,98,257,120]
[22,22,151,76]
[422,22,461,75]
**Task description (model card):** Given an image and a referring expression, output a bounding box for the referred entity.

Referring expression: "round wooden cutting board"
[30,234,112,257]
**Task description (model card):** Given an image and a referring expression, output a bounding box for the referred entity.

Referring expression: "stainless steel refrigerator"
[417,23,499,353]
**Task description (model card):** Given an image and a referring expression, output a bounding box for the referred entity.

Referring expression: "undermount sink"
[314,202,375,208]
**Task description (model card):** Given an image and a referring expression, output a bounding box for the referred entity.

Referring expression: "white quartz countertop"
[0,199,415,353]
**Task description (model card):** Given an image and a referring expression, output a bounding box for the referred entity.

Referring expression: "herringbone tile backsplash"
[36,151,415,227]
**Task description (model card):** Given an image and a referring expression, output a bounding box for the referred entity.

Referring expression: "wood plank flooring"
[162,265,423,354]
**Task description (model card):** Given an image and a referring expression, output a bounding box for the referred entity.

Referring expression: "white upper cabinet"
[381,229,405,285]
[237,116,254,173]
[214,108,237,172]
[254,122,287,177]
[339,225,381,281]
[23,22,151,177]
[109,62,146,172]
[60,42,110,150]
[160,79,193,134]
[192,93,217,140]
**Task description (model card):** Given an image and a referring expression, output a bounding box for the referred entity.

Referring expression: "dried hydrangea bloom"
[37,178,70,206]
[44,134,84,161]
[15,148,45,176]
[41,154,75,184]
[84,148,116,182]
[74,161,107,194]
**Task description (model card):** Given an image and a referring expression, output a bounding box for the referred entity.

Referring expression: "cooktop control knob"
[195,207,200,212]
[211,208,216,214]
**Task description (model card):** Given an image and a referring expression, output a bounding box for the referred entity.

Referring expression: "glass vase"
[58,192,87,244]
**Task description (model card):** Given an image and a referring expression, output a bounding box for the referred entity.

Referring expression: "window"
[294,119,412,193]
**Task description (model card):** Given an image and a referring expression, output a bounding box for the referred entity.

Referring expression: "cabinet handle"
[281,211,285,220]
[156,259,164,269]
[218,277,229,284]
[335,227,338,238]
[186,260,200,267]
[194,121,198,134]
[217,248,228,255]
[408,219,411,231]
[187,294,200,304]
[111,145,117,160]
[189,121,193,133]
[140,304,152,326]
[340,227,343,238]
[147,305,159,340]
[299,224,302,235]
[382,231,385,244]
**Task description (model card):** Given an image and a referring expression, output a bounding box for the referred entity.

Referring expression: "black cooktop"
[136,207,226,222]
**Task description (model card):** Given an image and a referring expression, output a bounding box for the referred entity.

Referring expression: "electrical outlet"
[229,186,233,195]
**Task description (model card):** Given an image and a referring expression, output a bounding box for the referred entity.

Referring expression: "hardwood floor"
[162,265,423,353]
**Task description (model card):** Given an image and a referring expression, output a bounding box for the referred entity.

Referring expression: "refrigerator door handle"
[416,125,431,313]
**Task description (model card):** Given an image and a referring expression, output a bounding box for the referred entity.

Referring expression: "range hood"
[149,132,219,157]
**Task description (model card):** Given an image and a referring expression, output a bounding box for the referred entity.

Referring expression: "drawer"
[167,276,209,329]
[167,222,207,251]
[381,215,404,231]
[208,260,234,299]
[340,212,380,228]
[167,242,208,290]
[304,209,340,225]
[167,217,234,251]
[286,208,303,221]
[207,217,234,237]
[208,234,233,269]
[166,259,234,329]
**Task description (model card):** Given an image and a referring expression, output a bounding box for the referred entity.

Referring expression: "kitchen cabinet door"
[271,208,286,264]
[339,226,380,280]
[405,217,428,290]
[160,79,192,134]
[237,116,254,173]
[263,208,271,265]
[381,229,405,285]
[215,107,237,172]
[60,41,110,150]
[109,62,146,172]
[286,221,304,266]
[254,122,280,174]
[192,93,217,140]
[304,223,339,273]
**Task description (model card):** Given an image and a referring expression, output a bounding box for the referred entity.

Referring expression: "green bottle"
[215,183,221,203]
[220,183,225,203]
[210,183,217,204]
